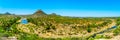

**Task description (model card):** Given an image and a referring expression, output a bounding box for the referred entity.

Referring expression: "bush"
[113,26,120,36]
[87,27,92,33]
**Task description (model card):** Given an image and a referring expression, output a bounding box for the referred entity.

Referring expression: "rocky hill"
[33,10,47,16]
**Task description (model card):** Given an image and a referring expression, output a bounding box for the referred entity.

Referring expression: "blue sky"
[0,0,120,17]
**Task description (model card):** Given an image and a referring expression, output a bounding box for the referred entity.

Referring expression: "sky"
[0,0,120,17]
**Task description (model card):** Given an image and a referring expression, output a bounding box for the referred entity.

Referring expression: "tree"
[113,27,120,36]
[87,27,92,33]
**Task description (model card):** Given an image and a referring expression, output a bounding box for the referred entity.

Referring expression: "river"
[21,18,28,24]
[87,26,117,39]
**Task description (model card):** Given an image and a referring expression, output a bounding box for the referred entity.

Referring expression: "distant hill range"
[33,10,47,16]
[0,12,15,15]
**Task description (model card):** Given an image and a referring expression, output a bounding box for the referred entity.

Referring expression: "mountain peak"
[33,10,47,15]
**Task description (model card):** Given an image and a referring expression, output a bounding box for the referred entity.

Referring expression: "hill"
[33,10,47,16]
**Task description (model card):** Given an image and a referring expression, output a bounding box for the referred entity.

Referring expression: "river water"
[21,18,28,24]
[88,26,117,39]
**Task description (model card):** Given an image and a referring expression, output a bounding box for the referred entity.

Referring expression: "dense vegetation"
[113,18,120,36]
[0,15,20,30]
[87,17,120,40]
[26,15,113,39]
[0,14,119,40]
[0,15,20,38]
